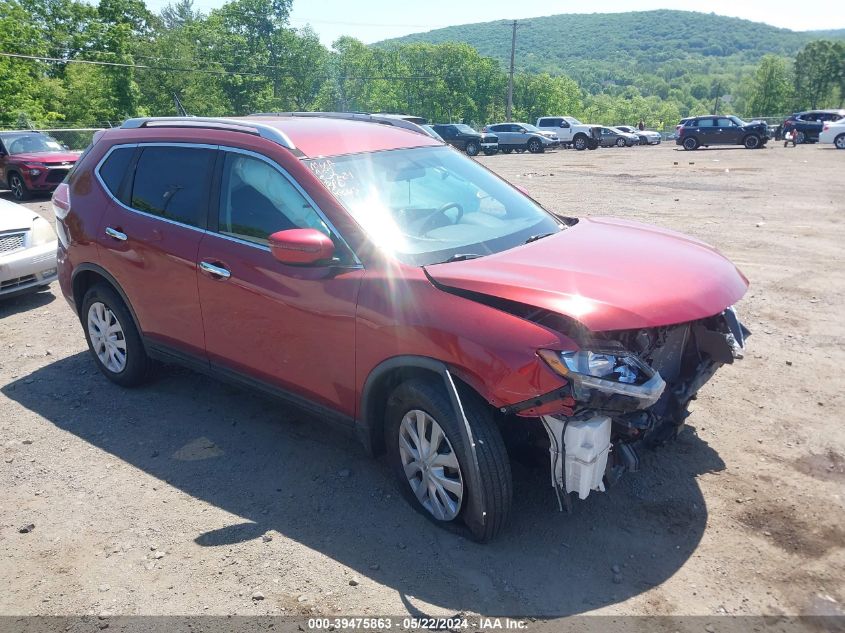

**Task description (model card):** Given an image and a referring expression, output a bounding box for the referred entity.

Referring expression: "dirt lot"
[1,142,843,620]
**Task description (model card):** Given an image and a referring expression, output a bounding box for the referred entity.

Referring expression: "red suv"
[54,116,749,541]
[0,131,81,200]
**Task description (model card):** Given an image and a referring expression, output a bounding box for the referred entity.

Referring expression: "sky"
[141,0,845,46]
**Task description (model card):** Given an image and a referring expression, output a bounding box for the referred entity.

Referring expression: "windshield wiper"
[442,253,484,263]
[524,232,555,244]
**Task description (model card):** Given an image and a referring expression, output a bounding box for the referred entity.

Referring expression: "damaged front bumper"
[535,306,749,508]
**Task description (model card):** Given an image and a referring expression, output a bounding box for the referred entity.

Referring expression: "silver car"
[616,125,662,145]
[0,197,57,298]
[482,122,559,153]
[598,127,637,147]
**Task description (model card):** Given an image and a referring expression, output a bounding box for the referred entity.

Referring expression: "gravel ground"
[1,142,843,619]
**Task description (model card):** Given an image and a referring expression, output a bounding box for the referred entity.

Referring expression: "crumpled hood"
[425,217,749,332]
[9,150,80,164]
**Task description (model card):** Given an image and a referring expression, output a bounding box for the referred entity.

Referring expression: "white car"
[0,197,57,298]
[819,120,845,149]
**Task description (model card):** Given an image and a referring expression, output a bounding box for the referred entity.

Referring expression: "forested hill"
[378,10,843,89]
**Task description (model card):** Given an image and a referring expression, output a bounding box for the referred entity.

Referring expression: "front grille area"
[1,274,36,290]
[46,169,69,184]
[0,232,26,255]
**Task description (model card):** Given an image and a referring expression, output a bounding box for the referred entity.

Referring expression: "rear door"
[695,118,717,144]
[491,125,517,148]
[96,143,215,359]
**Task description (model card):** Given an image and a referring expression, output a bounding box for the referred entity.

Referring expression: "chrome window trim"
[214,145,361,266]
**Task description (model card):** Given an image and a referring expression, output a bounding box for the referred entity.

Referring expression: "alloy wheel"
[10,174,24,200]
[835,134,845,150]
[398,409,464,521]
[87,301,127,373]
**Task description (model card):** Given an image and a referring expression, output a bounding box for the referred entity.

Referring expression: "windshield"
[306,146,562,266]
[729,116,746,126]
[1,133,64,155]
[520,123,540,132]
[454,124,476,134]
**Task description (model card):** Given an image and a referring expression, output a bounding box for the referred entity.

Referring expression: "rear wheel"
[835,134,845,150]
[796,131,806,144]
[465,141,480,157]
[482,148,498,156]
[573,134,588,151]
[8,172,31,201]
[683,136,699,151]
[743,134,760,149]
[81,284,153,387]
[527,138,543,153]
[500,147,513,154]
[385,378,512,542]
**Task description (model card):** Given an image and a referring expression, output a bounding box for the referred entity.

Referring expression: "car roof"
[106,116,442,159]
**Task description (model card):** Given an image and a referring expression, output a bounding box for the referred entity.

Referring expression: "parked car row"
[777,109,845,144]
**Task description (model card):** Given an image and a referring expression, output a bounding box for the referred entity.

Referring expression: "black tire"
[587,140,598,150]
[482,148,498,156]
[500,147,513,154]
[527,138,544,153]
[8,172,31,201]
[384,378,512,542]
[573,134,588,151]
[835,134,845,150]
[743,134,760,149]
[81,283,153,387]
[795,131,806,144]
[682,136,698,151]
[616,137,626,147]
[465,141,480,157]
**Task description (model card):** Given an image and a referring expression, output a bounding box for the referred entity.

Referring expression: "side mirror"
[268,228,334,266]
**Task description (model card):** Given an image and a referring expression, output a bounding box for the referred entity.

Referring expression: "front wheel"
[835,134,845,150]
[744,134,761,149]
[683,137,699,151]
[81,284,153,387]
[500,147,513,154]
[573,134,588,151]
[465,141,480,157]
[527,138,544,153]
[616,137,626,147]
[385,378,512,542]
[8,173,31,201]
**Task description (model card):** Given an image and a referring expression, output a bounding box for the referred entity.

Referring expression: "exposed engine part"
[541,414,611,510]
[605,441,640,486]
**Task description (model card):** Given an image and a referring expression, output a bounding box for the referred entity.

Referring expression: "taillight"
[823,123,829,131]
[52,183,70,221]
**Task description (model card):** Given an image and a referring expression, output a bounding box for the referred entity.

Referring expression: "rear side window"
[98,147,134,197]
[130,146,215,228]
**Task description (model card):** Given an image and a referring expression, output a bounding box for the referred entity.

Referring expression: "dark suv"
[0,131,81,200]
[676,115,769,150]
[55,116,749,541]
[780,110,845,144]
[431,124,498,156]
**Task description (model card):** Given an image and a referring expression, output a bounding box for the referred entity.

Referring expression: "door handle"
[105,227,127,241]
[199,261,231,280]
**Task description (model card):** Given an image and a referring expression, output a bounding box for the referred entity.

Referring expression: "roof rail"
[120,117,299,154]
[248,112,437,139]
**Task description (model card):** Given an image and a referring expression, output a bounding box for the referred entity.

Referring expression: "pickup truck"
[536,116,601,150]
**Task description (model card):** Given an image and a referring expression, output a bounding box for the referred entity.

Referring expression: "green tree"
[794,40,838,109]
[746,55,793,116]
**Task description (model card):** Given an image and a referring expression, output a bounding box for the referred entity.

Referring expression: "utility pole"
[506,20,517,122]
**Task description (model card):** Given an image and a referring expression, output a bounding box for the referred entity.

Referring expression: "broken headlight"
[538,349,666,408]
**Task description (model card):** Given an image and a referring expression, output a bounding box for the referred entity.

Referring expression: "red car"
[54,116,749,541]
[0,131,81,200]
